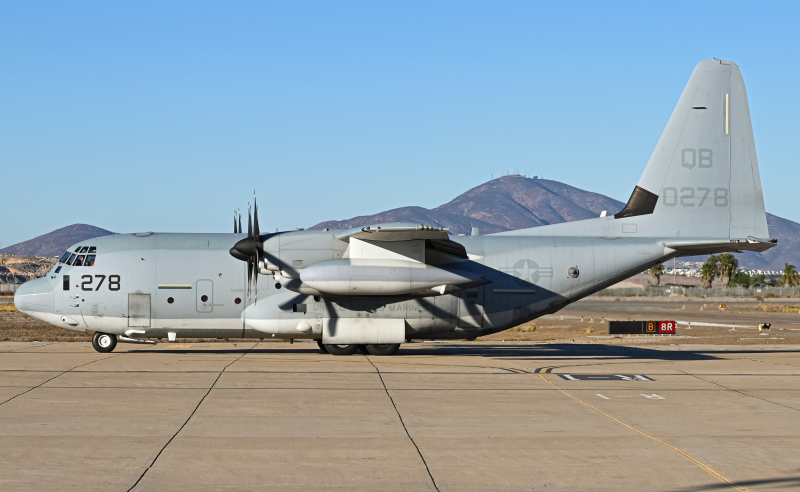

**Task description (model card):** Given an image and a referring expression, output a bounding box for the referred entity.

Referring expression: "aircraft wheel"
[316,339,328,354]
[358,344,369,354]
[92,332,117,353]
[365,344,400,356]
[324,344,359,356]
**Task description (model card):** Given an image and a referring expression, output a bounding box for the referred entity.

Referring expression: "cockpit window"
[78,246,89,253]
[59,252,71,264]
[73,255,85,267]
[84,255,96,267]
[66,253,77,265]
[88,247,97,254]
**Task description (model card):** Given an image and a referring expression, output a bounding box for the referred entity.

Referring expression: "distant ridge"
[311,175,799,271]
[0,224,114,257]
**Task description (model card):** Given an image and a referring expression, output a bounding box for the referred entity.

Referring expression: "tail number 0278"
[80,275,121,291]
[663,187,728,207]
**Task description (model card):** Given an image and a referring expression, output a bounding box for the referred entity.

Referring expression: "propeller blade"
[238,208,242,234]
[233,210,237,233]
[247,257,253,297]
[247,203,253,238]
[253,192,260,238]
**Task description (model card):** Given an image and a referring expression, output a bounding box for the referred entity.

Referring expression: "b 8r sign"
[610,321,677,335]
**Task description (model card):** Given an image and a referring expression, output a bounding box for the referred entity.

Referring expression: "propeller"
[230,193,264,301]
[233,208,242,234]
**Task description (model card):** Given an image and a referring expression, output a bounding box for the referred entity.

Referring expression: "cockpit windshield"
[59,247,98,266]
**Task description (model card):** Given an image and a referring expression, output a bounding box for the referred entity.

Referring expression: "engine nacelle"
[300,258,474,296]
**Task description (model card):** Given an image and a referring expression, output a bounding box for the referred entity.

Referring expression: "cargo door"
[196,279,213,313]
[457,286,484,328]
[128,294,151,327]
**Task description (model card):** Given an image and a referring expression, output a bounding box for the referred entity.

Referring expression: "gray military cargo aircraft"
[15,59,775,356]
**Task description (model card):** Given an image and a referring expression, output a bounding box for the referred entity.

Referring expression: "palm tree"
[700,255,719,288]
[649,264,665,286]
[781,263,800,287]
[718,253,738,288]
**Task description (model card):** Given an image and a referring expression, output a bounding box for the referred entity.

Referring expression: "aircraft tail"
[615,59,768,240]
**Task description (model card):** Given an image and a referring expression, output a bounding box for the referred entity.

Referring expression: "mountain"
[0,224,115,257]
[310,174,800,271]
[312,175,625,235]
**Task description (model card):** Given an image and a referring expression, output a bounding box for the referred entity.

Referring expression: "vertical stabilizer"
[626,59,768,239]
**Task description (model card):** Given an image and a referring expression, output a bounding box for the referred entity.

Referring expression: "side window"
[66,253,77,265]
[84,255,96,267]
[73,255,85,267]
[63,275,70,291]
[78,246,89,253]
[59,252,71,264]
[55,266,62,274]
[88,246,97,253]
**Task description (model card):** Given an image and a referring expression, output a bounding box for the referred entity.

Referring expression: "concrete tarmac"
[1,341,799,491]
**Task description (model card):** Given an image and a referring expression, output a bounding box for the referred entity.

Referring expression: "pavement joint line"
[536,373,753,492]
[0,348,143,408]
[0,342,58,353]
[365,355,440,492]
[678,369,800,413]
[127,342,258,492]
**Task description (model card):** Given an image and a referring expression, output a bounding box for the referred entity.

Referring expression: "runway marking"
[559,374,654,381]
[533,367,553,373]
[538,374,752,492]
[596,394,610,399]
[365,356,440,492]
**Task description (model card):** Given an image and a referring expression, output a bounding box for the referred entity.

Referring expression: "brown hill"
[0,224,114,257]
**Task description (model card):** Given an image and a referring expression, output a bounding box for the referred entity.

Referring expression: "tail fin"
[615,59,768,239]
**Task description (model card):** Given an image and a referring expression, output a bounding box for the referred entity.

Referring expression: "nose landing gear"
[92,332,118,353]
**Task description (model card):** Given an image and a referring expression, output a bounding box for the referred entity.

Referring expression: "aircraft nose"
[14,278,56,324]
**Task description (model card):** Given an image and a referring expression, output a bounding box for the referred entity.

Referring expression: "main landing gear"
[92,332,117,353]
[315,341,400,356]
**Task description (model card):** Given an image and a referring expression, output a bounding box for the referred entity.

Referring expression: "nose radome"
[14,278,56,324]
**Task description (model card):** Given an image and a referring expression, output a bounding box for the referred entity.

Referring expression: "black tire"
[365,343,400,356]
[325,344,359,356]
[92,332,117,353]
[316,339,328,354]
[358,344,369,354]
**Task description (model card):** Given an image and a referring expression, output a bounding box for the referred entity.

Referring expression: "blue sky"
[1,1,798,246]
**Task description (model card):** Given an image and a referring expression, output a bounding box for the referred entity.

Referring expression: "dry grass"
[755,303,800,313]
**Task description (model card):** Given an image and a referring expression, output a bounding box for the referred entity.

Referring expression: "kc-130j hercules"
[15,60,775,355]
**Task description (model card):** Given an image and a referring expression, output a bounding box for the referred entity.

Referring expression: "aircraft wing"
[335,223,450,242]
[335,223,468,259]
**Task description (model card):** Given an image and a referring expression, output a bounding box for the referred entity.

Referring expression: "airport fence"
[0,284,21,294]
[594,286,800,298]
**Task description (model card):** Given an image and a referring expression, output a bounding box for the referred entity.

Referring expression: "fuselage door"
[196,279,213,313]
[128,294,151,327]
[457,286,484,328]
